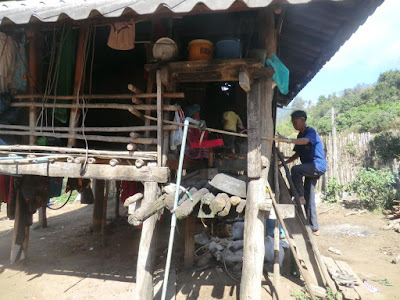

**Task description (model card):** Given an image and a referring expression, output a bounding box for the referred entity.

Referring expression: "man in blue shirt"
[279,110,326,236]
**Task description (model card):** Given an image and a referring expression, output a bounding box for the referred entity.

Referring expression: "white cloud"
[324,0,400,71]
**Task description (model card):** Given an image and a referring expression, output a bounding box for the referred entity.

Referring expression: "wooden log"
[109,158,120,166]
[13,92,185,100]
[0,145,157,160]
[127,143,138,151]
[218,197,231,217]
[135,159,145,168]
[0,124,177,133]
[10,184,29,263]
[184,216,196,268]
[165,187,197,211]
[10,102,181,112]
[156,70,163,166]
[175,188,209,219]
[236,199,246,213]
[128,189,163,226]
[115,181,121,218]
[0,162,169,182]
[124,193,144,207]
[0,129,133,144]
[210,193,229,214]
[136,182,159,300]
[93,179,105,232]
[101,181,109,237]
[144,74,154,140]
[240,78,266,300]
[128,84,143,94]
[239,69,251,92]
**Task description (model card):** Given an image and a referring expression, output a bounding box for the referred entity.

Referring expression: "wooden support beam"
[0,162,169,183]
[10,182,29,264]
[145,74,155,140]
[135,182,159,300]
[13,93,185,100]
[115,181,121,219]
[239,69,251,92]
[68,25,89,148]
[184,216,196,269]
[26,29,39,146]
[240,79,266,299]
[10,102,181,112]
[93,179,105,233]
[156,70,163,166]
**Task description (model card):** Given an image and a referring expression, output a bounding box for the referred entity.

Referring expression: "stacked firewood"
[124,172,247,226]
[382,201,400,233]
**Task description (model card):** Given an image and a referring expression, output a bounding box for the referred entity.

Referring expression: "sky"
[297,0,400,103]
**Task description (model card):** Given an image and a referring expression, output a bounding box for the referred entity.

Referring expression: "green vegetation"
[50,178,78,204]
[277,70,400,135]
[349,168,395,210]
[325,177,344,203]
[372,132,400,163]
[290,288,342,300]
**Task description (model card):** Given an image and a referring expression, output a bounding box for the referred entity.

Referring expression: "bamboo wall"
[278,132,398,192]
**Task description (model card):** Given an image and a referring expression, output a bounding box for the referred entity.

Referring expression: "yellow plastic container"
[188,39,213,61]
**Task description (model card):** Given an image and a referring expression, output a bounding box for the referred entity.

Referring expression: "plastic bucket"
[188,39,213,61]
[215,39,242,59]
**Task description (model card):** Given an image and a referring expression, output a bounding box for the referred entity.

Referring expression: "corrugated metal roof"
[0,0,383,105]
[0,0,341,25]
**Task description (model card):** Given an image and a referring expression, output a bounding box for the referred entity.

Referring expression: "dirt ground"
[0,200,399,300]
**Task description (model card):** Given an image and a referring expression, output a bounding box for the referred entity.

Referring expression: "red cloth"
[190,138,224,149]
[121,181,141,203]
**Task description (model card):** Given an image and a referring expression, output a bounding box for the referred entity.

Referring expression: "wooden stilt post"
[26,29,38,146]
[38,203,47,228]
[92,179,105,232]
[240,80,267,299]
[115,180,121,218]
[184,216,195,268]
[135,181,159,300]
[101,181,109,237]
[10,181,29,264]
[156,70,164,165]
[67,26,89,148]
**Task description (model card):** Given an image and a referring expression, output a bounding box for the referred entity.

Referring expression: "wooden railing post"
[68,25,89,148]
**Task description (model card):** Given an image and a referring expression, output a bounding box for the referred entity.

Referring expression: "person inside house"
[184,104,209,160]
[222,108,245,155]
[277,110,326,236]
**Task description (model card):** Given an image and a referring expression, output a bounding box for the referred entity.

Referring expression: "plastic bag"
[170,110,184,150]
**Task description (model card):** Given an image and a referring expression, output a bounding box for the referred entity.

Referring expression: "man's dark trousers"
[291,163,321,231]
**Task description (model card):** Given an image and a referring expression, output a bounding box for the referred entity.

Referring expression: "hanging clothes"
[0,32,16,92]
[10,35,27,93]
[107,21,135,50]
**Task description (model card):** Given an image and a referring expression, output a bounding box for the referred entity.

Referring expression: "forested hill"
[277,70,400,136]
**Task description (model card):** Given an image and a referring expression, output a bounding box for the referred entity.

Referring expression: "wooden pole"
[135,181,159,300]
[11,102,180,111]
[184,216,196,268]
[68,25,89,148]
[115,180,121,218]
[240,80,266,300]
[93,179,105,232]
[101,181,109,239]
[13,92,184,100]
[156,70,163,166]
[26,29,39,146]
[145,74,155,140]
[273,152,280,299]
[0,123,177,132]
[331,107,339,200]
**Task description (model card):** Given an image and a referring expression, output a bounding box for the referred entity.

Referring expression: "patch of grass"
[50,178,78,204]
